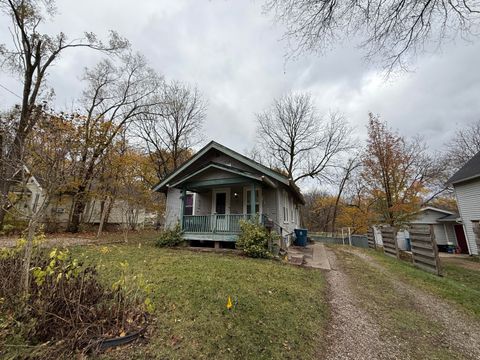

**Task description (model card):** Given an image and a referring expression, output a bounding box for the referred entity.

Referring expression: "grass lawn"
[330,247,468,360]
[72,242,327,359]
[365,249,480,320]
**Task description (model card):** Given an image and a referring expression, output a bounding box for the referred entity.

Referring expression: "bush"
[156,223,183,247]
[0,241,153,359]
[236,220,279,258]
[0,213,28,236]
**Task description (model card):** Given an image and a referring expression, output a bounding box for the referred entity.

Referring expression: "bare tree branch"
[256,92,353,183]
[265,0,480,73]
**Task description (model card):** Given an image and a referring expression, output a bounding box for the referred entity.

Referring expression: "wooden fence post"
[367,227,376,250]
[409,224,442,276]
[381,226,400,259]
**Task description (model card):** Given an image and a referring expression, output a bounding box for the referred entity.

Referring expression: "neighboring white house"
[11,167,156,231]
[11,166,47,218]
[448,151,480,256]
[372,207,468,254]
[153,141,304,248]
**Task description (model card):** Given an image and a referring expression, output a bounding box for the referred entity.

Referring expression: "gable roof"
[170,162,265,188]
[153,141,290,191]
[419,206,454,216]
[447,151,480,185]
[153,141,305,204]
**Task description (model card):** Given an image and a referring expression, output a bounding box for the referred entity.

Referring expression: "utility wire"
[0,83,21,99]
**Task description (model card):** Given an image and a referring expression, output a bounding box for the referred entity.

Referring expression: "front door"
[454,224,469,254]
[213,190,229,232]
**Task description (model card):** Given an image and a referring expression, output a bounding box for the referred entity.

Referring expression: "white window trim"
[243,186,263,215]
[185,191,196,216]
[211,188,231,215]
[283,190,289,223]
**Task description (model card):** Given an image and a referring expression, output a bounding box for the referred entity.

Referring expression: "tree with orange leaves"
[363,114,437,226]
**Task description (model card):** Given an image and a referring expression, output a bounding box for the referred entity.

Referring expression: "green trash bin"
[294,229,308,246]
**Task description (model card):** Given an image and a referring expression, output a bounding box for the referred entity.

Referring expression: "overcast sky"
[1,0,480,157]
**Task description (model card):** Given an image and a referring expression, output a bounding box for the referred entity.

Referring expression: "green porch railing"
[182,214,266,234]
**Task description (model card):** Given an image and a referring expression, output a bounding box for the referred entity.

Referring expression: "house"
[372,207,469,254]
[448,151,480,256]
[153,141,305,248]
[10,168,156,232]
[11,166,47,218]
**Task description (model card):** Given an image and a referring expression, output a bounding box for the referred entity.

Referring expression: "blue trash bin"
[294,229,308,246]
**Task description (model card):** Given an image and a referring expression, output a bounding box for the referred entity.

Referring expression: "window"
[290,199,294,223]
[283,190,289,222]
[246,189,260,214]
[243,187,262,214]
[184,193,194,216]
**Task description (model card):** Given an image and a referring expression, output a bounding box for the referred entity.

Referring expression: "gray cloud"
[1,0,479,158]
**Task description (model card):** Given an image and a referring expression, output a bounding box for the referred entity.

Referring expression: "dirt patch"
[322,248,405,359]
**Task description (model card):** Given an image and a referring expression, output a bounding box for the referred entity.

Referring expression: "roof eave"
[449,173,480,186]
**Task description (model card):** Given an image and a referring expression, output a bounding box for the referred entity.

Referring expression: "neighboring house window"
[184,193,194,216]
[283,190,289,222]
[245,188,261,214]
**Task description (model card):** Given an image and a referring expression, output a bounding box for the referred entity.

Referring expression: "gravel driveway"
[322,247,480,360]
[323,248,405,359]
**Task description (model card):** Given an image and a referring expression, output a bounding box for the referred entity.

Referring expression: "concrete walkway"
[288,242,331,270]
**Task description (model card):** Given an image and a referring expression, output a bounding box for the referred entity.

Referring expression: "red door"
[454,225,469,254]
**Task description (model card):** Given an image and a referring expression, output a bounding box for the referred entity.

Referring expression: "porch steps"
[287,243,331,270]
[288,253,305,266]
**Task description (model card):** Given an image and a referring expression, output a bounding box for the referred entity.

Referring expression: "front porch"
[167,161,280,244]
[182,214,267,242]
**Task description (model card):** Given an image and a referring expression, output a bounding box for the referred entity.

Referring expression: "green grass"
[364,249,480,319]
[72,243,327,359]
[330,247,465,360]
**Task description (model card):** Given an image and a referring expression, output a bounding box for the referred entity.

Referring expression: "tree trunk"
[68,189,88,233]
[96,196,111,238]
[22,218,37,297]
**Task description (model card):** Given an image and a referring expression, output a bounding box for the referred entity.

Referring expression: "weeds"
[0,239,153,359]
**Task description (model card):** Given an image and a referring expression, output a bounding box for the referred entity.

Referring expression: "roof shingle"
[448,151,480,185]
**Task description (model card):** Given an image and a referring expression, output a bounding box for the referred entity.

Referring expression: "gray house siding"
[432,224,447,245]
[165,188,182,228]
[454,179,480,255]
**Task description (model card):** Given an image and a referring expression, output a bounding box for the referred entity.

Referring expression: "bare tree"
[331,155,362,232]
[67,53,162,233]
[135,80,206,180]
[265,0,480,72]
[445,119,480,168]
[256,92,353,183]
[0,0,128,228]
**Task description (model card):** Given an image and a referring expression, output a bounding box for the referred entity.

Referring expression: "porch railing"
[182,214,266,234]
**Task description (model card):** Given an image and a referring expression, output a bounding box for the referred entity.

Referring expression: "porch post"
[251,183,256,217]
[180,187,186,230]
